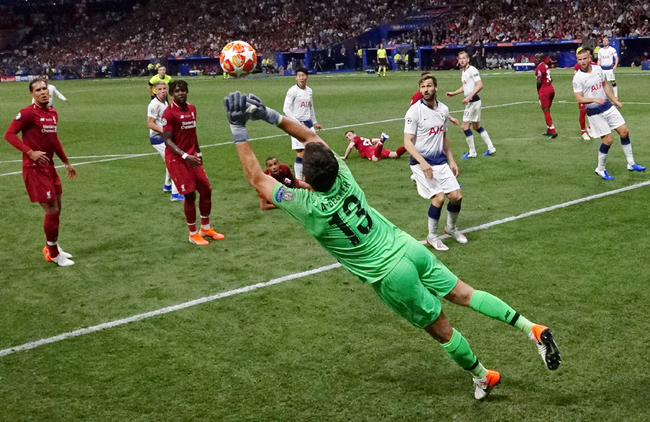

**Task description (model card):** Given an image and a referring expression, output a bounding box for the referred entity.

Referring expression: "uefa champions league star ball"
[220,41,257,78]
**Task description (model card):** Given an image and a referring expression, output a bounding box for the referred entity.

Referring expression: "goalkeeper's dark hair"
[169,79,189,93]
[302,143,339,192]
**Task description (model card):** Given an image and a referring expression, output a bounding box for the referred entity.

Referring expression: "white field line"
[0,101,541,177]
[1,179,649,358]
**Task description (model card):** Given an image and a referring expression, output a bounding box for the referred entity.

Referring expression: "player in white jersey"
[404,74,468,251]
[445,51,496,159]
[573,48,645,180]
[597,36,619,99]
[30,75,68,108]
[147,81,183,201]
[283,68,322,180]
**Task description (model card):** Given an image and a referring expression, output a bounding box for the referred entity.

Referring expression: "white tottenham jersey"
[283,84,317,127]
[147,97,168,137]
[461,65,481,100]
[404,99,450,166]
[572,65,613,115]
[598,46,617,69]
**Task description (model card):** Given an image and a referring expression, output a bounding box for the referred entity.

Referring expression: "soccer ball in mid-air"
[220,41,257,78]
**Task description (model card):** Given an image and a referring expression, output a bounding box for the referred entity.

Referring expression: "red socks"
[543,110,556,133]
[44,213,60,257]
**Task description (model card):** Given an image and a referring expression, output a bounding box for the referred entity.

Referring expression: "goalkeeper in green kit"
[224,91,561,400]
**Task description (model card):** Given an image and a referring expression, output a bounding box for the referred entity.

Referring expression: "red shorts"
[578,103,586,110]
[165,155,211,195]
[538,89,555,109]
[23,166,62,203]
[361,147,392,160]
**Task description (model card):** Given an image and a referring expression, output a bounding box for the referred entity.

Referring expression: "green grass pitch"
[0,68,649,421]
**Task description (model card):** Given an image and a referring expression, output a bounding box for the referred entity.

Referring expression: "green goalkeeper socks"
[469,290,535,334]
[441,329,487,379]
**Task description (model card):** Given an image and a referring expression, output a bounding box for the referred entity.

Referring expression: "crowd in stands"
[1,0,649,77]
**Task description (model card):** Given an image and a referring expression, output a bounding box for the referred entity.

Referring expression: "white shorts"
[291,126,316,150]
[602,69,615,81]
[410,163,460,199]
[152,142,166,158]
[463,100,481,123]
[587,107,626,138]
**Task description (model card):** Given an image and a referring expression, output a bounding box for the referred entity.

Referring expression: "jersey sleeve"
[271,183,310,226]
[3,108,32,154]
[283,88,296,119]
[572,74,582,93]
[471,67,481,82]
[162,107,174,132]
[404,107,418,135]
[147,102,157,119]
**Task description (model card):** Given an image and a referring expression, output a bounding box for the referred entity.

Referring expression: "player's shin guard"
[396,146,407,157]
[464,129,476,155]
[598,143,611,170]
[543,111,556,133]
[199,197,212,226]
[44,213,60,258]
[442,329,487,378]
[446,200,461,229]
[428,204,441,236]
[184,201,197,233]
[469,290,534,334]
[373,143,384,159]
[620,136,635,165]
[612,83,618,98]
[477,127,495,150]
[294,157,303,180]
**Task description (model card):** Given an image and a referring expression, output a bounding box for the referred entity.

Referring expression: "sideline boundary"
[2,179,649,358]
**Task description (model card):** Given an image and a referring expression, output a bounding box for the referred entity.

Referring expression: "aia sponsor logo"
[591,82,602,92]
[300,101,311,107]
[428,125,445,135]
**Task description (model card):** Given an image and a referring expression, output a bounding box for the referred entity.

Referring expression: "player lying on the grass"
[341,131,407,161]
[224,91,562,400]
[259,156,311,210]
[573,48,645,181]
[4,79,77,266]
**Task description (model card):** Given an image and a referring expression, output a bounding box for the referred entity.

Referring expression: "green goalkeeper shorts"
[371,237,458,329]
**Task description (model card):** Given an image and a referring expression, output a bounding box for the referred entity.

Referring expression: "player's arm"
[147,116,162,134]
[445,86,463,97]
[573,91,603,105]
[613,52,619,69]
[341,141,355,159]
[536,73,542,91]
[52,135,77,179]
[295,179,312,190]
[403,132,433,180]
[162,128,201,168]
[282,91,296,119]
[602,83,622,108]
[310,99,322,130]
[448,115,459,125]
[260,196,277,210]
[4,113,49,163]
[463,79,482,103]
[442,132,458,177]
[52,86,68,102]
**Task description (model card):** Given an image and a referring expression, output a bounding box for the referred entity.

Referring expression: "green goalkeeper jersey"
[272,156,410,283]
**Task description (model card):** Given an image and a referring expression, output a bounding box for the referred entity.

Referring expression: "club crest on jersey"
[161,118,167,126]
[429,125,445,135]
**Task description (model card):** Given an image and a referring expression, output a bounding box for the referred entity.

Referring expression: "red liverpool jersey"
[4,103,67,168]
[162,101,198,158]
[536,62,554,90]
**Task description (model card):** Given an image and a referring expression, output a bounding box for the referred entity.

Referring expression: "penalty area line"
[2,179,649,358]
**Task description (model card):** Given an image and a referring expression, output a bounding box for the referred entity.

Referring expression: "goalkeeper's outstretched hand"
[223,91,249,143]
[246,93,282,126]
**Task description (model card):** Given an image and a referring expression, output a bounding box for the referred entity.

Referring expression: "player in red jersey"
[574,48,595,140]
[4,79,77,266]
[162,80,224,245]
[259,156,311,210]
[342,131,408,161]
[535,53,557,138]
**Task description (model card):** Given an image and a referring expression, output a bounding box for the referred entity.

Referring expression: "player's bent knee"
[447,190,462,202]
[424,313,454,343]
